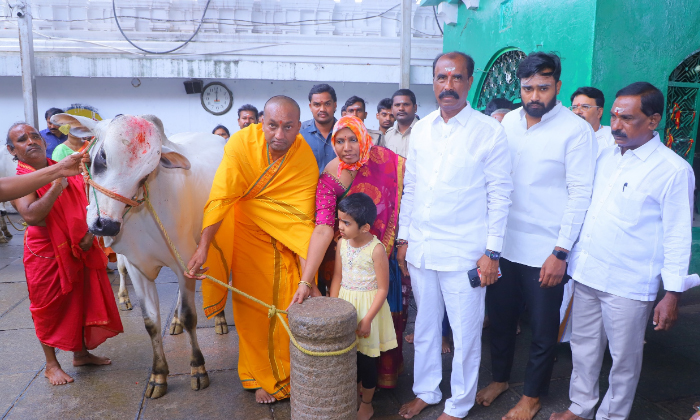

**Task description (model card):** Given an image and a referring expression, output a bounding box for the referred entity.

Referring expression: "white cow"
[54,113,226,399]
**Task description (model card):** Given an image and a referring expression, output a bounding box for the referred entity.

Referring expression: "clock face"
[201,82,233,116]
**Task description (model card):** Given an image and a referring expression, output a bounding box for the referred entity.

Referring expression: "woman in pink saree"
[290,115,406,388]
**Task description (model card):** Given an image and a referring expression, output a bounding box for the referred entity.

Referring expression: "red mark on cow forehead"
[124,117,154,162]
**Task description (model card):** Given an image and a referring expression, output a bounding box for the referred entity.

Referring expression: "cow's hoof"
[118,295,133,311]
[0,235,8,244]
[2,229,12,239]
[169,317,183,335]
[191,366,210,391]
[214,314,228,335]
[145,374,168,399]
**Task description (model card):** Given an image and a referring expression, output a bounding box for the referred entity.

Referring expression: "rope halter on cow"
[80,138,147,217]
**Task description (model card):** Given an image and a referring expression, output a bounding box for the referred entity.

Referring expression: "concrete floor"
[0,216,698,420]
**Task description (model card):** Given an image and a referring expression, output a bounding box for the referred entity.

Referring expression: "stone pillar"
[288,297,357,420]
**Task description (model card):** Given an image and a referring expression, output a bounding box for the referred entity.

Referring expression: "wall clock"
[201,82,233,115]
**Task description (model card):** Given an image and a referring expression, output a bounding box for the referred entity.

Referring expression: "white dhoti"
[409,260,485,419]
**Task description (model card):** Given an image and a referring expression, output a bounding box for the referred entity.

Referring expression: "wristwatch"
[552,249,569,261]
[485,250,500,260]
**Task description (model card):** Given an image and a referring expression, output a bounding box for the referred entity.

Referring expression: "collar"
[428,102,473,127]
[389,116,418,135]
[518,100,563,125]
[40,128,67,140]
[614,132,661,161]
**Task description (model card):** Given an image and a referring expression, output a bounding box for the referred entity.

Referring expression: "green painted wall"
[443,0,597,107]
[591,0,700,127]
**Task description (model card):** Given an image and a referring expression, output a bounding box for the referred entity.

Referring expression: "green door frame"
[472,46,523,110]
[669,81,700,275]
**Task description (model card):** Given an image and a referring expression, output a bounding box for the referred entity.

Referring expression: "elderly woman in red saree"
[290,115,406,388]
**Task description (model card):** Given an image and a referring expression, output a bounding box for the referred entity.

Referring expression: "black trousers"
[485,258,566,397]
[357,353,378,389]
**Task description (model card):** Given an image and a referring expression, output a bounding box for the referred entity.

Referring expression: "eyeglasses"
[569,105,601,111]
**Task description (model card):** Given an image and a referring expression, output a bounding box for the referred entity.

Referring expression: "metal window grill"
[665,51,700,160]
[476,50,526,110]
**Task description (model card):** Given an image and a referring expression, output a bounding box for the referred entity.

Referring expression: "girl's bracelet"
[395,239,408,247]
[298,281,313,290]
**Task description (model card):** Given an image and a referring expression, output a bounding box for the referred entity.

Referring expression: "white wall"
[0,77,438,137]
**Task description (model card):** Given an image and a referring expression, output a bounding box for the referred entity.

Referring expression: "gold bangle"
[298,281,313,290]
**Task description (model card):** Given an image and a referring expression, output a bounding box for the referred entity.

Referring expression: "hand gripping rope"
[81,142,357,357]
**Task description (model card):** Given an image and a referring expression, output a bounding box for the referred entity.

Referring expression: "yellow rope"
[143,184,357,357]
[3,214,26,232]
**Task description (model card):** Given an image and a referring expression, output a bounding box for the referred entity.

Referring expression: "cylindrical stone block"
[288,297,357,420]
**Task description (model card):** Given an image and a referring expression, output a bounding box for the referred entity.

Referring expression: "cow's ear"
[160,146,191,170]
[51,113,97,137]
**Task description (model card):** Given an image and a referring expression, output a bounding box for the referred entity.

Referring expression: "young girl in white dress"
[330,193,398,420]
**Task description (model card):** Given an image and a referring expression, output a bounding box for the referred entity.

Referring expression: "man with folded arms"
[551,82,698,420]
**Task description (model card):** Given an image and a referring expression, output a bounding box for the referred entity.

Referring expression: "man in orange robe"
[186,96,318,404]
[8,123,123,386]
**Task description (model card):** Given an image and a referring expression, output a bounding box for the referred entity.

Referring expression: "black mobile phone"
[468,267,481,288]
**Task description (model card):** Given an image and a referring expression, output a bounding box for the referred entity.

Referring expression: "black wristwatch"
[485,250,500,260]
[552,249,568,261]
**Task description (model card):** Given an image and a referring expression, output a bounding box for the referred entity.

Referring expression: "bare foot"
[358,400,374,420]
[405,333,414,344]
[73,352,111,367]
[503,396,541,420]
[549,410,585,420]
[399,398,431,419]
[441,336,451,354]
[255,388,276,404]
[436,413,461,420]
[476,381,509,406]
[44,363,74,385]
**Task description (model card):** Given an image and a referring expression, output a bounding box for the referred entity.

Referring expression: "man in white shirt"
[570,87,615,156]
[477,52,597,420]
[396,51,513,420]
[384,89,419,158]
[551,83,698,420]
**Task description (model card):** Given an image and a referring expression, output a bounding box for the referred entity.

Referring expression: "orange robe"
[19,159,123,352]
[201,123,318,400]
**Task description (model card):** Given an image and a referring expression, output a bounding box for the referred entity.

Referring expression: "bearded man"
[8,123,123,386]
[476,52,597,420]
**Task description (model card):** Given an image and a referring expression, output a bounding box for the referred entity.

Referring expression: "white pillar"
[13,0,39,129]
[399,0,411,89]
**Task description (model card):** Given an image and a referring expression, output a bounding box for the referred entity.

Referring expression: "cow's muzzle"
[90,216,122,237]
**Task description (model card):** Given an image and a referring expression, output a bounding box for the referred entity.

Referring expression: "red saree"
[315,145,406,388]
[19,159,123,352]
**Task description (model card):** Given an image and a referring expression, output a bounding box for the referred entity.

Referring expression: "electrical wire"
[1,3,441,38]
[112,0,212,54]
[432,6,443,35]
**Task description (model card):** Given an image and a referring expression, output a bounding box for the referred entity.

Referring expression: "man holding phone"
[396,51,512,420]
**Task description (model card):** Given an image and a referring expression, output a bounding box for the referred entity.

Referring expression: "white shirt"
[500,102,596,267]
[568,133,697,301]
[596,125,615,157]
[397,104,513,271]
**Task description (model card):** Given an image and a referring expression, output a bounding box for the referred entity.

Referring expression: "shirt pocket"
[606,189,646,225]
[440,152,474,185]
